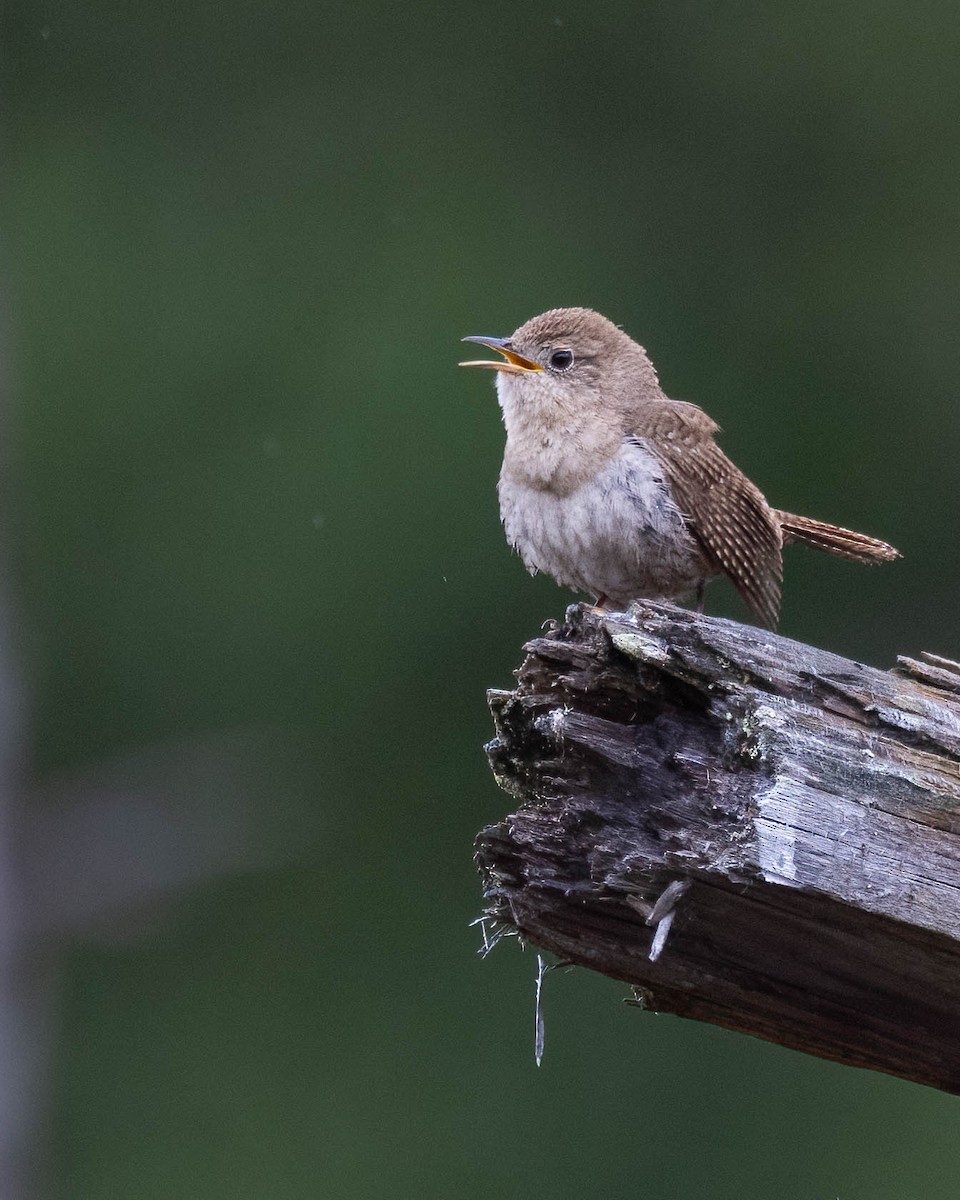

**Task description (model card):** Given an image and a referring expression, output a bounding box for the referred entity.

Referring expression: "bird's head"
[460,307,660,434]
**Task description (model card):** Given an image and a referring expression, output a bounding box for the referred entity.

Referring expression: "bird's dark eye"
[548,348,574,371]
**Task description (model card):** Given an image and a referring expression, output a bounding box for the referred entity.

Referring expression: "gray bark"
[476,602,960,1093]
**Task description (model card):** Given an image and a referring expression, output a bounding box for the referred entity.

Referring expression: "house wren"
[460,306,899,629]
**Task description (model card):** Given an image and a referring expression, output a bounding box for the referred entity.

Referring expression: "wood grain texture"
[476,602,960,1093]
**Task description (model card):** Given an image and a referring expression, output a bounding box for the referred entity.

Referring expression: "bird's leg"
[695,583,705,613]
[592,593,609,608]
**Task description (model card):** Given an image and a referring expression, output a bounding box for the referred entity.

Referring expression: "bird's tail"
[775,511,900,564]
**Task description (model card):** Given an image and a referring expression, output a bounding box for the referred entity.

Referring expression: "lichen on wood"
[476,602,960,1093]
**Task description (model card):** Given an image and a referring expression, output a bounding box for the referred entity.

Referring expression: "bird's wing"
[630,400,783,628]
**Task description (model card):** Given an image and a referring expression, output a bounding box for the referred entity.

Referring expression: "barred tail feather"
[775,511,900,564]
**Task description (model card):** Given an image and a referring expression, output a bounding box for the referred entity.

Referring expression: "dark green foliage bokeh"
[5,1,960,1195]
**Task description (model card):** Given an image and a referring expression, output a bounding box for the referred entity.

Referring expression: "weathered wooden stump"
[476,602,960,1093]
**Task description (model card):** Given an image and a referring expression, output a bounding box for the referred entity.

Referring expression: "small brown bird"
[460,306,899,629]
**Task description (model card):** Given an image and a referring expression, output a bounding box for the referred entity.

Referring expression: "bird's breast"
[498,438,709,607]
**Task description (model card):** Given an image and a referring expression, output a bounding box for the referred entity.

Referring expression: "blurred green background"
[4,0,960,1195]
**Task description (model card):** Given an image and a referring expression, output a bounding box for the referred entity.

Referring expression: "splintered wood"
[476,602,960,1092]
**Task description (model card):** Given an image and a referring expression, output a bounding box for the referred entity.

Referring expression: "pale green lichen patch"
[607,629,670,665]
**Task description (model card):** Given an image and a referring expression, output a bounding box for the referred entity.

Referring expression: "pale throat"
[496,372,622,497]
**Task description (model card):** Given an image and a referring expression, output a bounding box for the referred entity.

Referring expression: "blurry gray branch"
[7,728,320,1200]
[477,602,960,1094]
[0,289,321,1196]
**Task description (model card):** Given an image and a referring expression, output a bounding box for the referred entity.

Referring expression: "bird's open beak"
[458,336,543,375]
